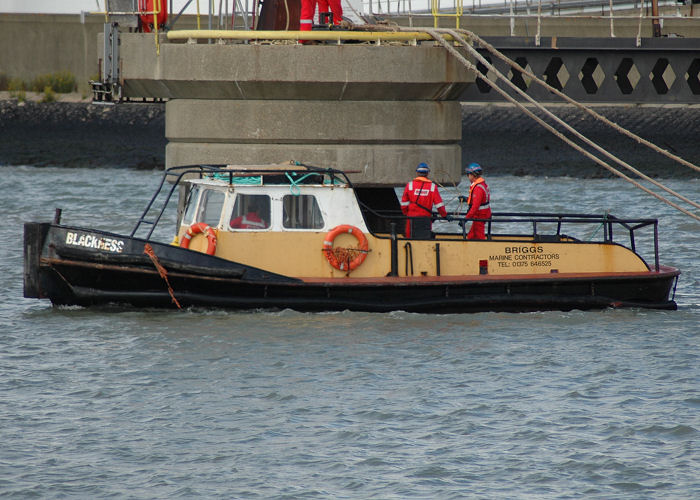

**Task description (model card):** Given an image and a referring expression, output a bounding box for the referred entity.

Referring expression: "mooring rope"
[404,27,700,222]
[433,180,464,208]
[462,30,700,176]
[451,29,700,213]
[144,243,182,309]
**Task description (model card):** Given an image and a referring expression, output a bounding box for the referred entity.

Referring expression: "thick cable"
[443,28,700,221]
[454,30,700,212]
[426,27,700,213]
[462,30,700,175]
[411,27,700,222]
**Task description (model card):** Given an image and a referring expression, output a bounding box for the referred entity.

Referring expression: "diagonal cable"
[445,28,700,212]
[408,27,700,222]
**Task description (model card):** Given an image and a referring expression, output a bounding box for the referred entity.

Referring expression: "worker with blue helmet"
[459,162,491,240]
[400,162,447,238]
[464,162,482,176]
[416,162,430,175]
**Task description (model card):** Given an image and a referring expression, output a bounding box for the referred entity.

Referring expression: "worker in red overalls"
[318,0,343,25]
[460,162,491,240]
[230,211,267,229]
[400,163,447,238]
[300,0,342,33]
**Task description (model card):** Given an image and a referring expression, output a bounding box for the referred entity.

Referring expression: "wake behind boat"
[24,163,680,312]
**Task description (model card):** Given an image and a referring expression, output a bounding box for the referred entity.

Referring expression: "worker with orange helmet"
[460,162,491,240]
[400,162,447,238]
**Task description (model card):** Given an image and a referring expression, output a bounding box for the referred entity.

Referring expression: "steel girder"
[460,37,700,104]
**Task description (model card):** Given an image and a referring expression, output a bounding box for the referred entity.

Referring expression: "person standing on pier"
[319,0,343,25]
[300,0,343,33]
[459,162,491,240]
[401,163,447,238]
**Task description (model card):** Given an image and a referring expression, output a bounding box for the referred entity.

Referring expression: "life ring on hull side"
[323,225,369,272]
[180,222,217,255]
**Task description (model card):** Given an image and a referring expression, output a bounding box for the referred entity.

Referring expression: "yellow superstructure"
[184,231,648,278]
[176,164,651,281]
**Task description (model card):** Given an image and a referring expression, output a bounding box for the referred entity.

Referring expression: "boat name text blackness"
[66,232,125,253]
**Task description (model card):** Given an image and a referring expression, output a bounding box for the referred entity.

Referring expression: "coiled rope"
[397,26,700,222]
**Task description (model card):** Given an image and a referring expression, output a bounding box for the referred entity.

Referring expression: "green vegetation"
[9,88,26,102]
[30,71,76,94]
[8,77,26,101]
[41,86,56,103]
[7,77,26,91]
[2,71,78,101]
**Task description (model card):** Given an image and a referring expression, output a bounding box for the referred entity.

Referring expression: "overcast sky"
[1,0,449,17]
[1,0,378,25]
[2,1,211,14]
[3,1,99,13]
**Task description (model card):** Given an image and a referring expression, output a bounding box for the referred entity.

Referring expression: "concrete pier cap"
[117,32,475,186]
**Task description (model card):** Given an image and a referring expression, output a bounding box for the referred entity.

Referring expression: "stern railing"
[359,205,662,271]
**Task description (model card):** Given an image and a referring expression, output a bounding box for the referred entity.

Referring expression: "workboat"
[24,163,680,312]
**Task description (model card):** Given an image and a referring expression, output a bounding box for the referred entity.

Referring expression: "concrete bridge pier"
[165,99,462,185]
[117,34,474,185]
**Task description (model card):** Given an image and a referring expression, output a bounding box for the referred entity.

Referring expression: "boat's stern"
[23,222,52,299]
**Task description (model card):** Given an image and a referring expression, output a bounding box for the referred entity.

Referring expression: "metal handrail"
[366,0,683,16]
[166,29,456,41]
[365,0,696,40]
[358,204,661,271]
[133,170,663,273]
[431,0,464,28]
[131,164,354,240]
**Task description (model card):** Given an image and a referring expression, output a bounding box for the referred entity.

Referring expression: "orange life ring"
[323,225,369,272]
[180,222,217,255]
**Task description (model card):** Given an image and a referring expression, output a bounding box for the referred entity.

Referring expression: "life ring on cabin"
[180,222,217,255]
[323,225,369,272]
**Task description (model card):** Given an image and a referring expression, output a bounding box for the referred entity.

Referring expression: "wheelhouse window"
[182,185,201,225]
[229,194,270,230]
[283,195,324,229]
[197,189,226,227]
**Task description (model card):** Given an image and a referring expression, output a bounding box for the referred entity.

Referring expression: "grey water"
[1,165,698,498]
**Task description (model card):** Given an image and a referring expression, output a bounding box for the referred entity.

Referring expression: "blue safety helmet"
[416,162,430,174]
[465,162,482,176]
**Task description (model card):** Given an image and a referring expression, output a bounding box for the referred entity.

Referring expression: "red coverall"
[230,212,267,229]
[300,0,342,32]
[400,176,447,238]
[465,177,491,240]
[319,0,342,24]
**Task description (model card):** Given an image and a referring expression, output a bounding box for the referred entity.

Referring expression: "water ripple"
[1,168,698,497]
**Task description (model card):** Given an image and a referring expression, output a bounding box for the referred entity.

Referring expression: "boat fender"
[323,225,369,272]
[180,222,217,255]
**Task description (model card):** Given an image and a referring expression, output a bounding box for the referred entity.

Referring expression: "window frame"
[282,193,325,230]
[228,193,272,231]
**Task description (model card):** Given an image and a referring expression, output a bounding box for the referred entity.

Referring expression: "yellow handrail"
[166,29,457,42]
[91,1,164,54]
[153,0,161,55]
[431,0,463,29]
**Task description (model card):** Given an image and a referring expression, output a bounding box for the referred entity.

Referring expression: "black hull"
[25,223,680,313]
